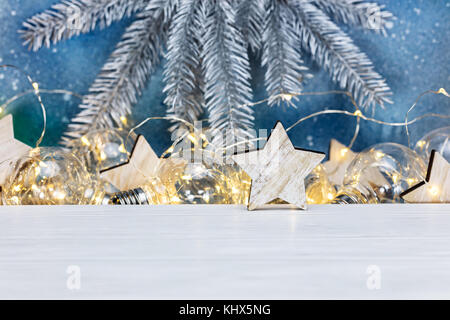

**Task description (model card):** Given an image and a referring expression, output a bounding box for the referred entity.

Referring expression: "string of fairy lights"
[0,64,448,205]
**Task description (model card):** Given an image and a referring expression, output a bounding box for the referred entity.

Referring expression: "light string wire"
[0,63,448,166]
[405,88,450,148]
[0,89,83,109]
[0,66,448,205]
[119,89,449,190]
[127,89,450,163]
[1,65,447,204]
[125,90,363,161]
[0,64,47,148]
[282,90,449,146]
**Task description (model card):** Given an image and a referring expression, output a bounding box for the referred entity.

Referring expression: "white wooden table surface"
[0,204,449,299]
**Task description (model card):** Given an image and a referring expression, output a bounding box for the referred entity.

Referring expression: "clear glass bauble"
[69,128,137,173]
[305,164,337,204]
[174,162,250,204]
[415,126,450,162]
[2,147,105,205]
[333,143,427,203]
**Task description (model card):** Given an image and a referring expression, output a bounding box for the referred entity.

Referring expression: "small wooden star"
[0,115,31,186]
[232,121,325,210]
[100,135,185,191]
[401,150,450,203]
[322,139,357,186]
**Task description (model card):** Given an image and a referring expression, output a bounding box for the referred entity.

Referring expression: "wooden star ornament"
[401,150,450,203]
[322,139,357,186]
[100,135,185,191]
[0,115,31,186]
[232,121,325,210]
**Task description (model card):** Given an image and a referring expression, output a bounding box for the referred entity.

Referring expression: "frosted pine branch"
[202,0,255,146]
[263,0,311,106]
[20,0,149,51]
[61,3,171,144]
[20,0,396,145]
[236,0,265,53]
[164,0,204,136]
[312,0,394,34]
[293,1,392,110]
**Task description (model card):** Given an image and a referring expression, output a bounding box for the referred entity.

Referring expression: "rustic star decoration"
[401,150,450,203]
[0,115,31,186]
[100,135,185,191]
[322,139,357,186]
[232,121,325,210]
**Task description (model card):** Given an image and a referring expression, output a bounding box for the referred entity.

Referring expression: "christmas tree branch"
[164,0,204,136]
[20,0,149,51]
[236,0,265,53]
[61,2,173,144]
[262,0,311,106]
[202,0,255,146]
[293,1,393,110]
[312,0,394,34]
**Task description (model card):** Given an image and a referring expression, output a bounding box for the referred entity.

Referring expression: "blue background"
[0,0,448,156]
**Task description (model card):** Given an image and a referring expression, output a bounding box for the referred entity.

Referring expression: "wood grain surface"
[1,204,450,299]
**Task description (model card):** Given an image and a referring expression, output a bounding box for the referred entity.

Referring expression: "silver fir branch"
[61,3,171,143]
[20,0,395,145]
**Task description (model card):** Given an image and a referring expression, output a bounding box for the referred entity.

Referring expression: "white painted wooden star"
[100,135,185,191]
[232,121,325,210]
[0,115,31,186]
[322,139,357,186]
[401,150,449,203]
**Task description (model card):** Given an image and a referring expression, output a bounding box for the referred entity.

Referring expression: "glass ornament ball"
[415,126,450,162]
[69,128,137,173]
[2,147,104,205]
[174,162,250,204]
[219,163,251,205]
[305,164,337,204]
[334,143,427,203]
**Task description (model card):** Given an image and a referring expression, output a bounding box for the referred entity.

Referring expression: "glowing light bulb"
[392,173,399,184]
[281,93,293,102]
[438,88,448,96]
[375,151,385,160]
[2,147,105,205]
[54,191,66,200]
[428,185,439,197]
[166,146,174,153]
[32,82,39,93]
[332,143,427,204]
[118,143,127,153]
[187,134,198,145]
[340,148,349,158]
[416,140,426,148]
[81,136,91,146]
